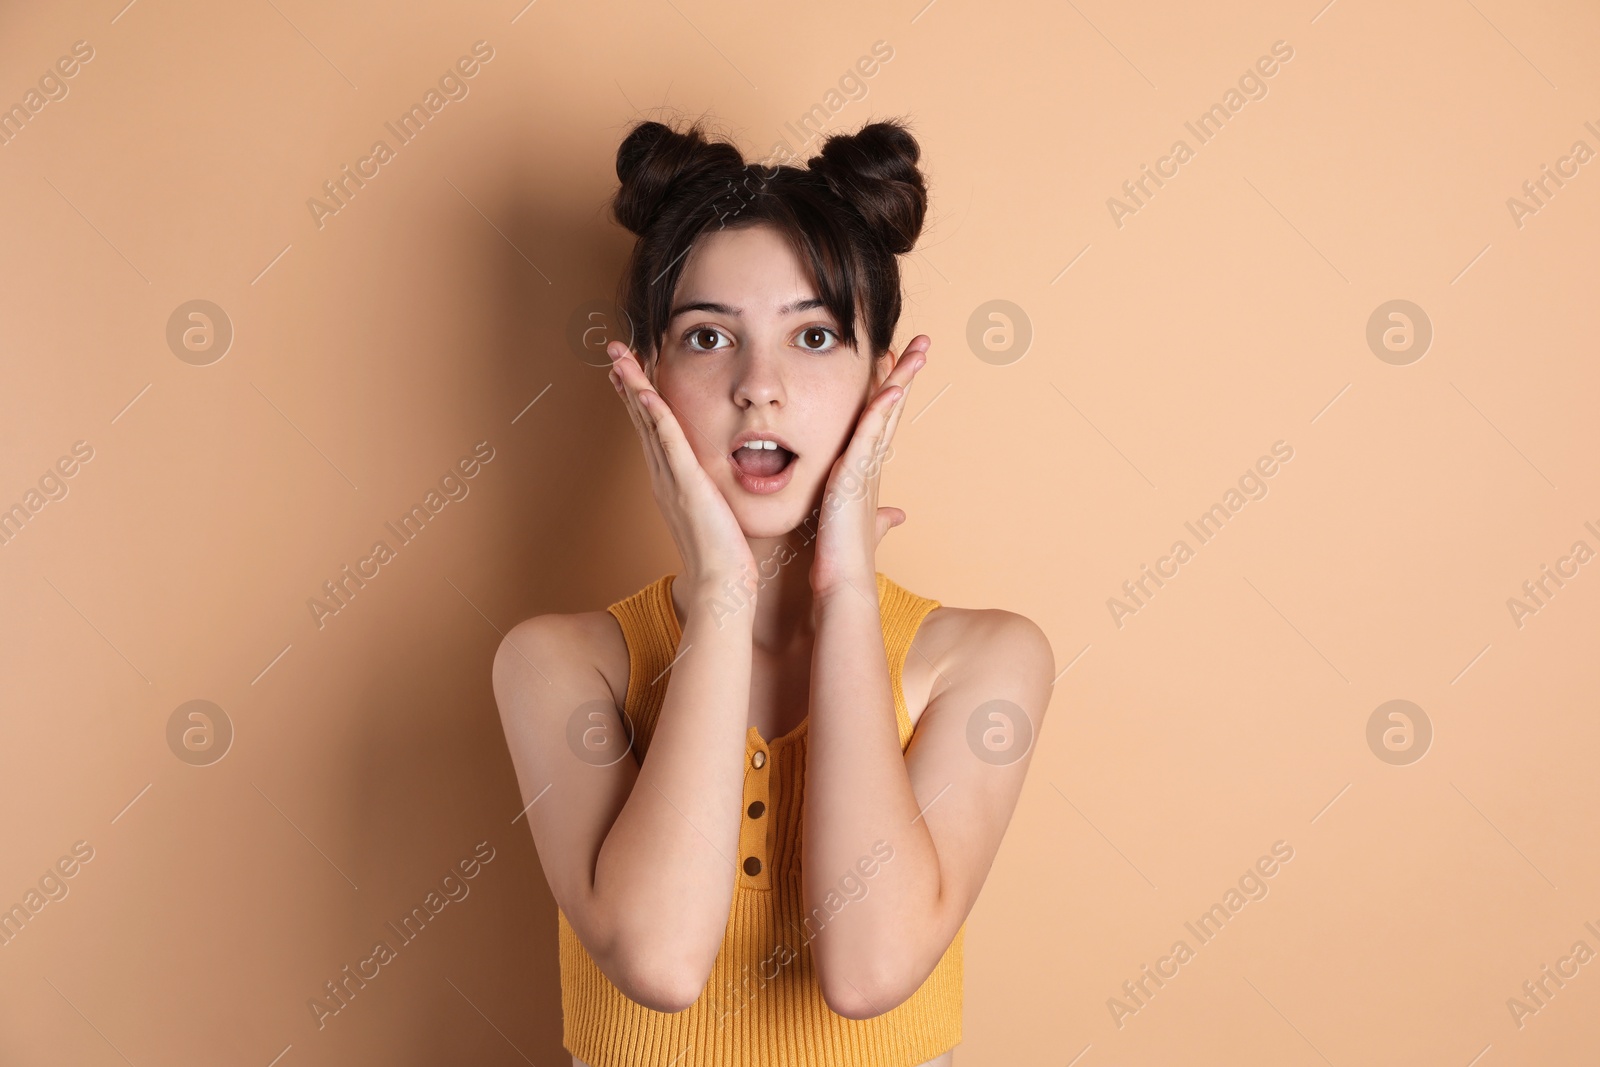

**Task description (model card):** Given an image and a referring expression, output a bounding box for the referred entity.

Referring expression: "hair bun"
[612,119,743,237]
[808,120,928,255]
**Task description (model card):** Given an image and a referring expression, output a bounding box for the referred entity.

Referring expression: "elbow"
[570,888,720,1014]
[820,964,914,1021]
[816,916,948,1019]
[590,928,712,1014]
[610,951,706,1014]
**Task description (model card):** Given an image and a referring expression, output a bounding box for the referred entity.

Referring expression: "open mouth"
[730,441,797,479]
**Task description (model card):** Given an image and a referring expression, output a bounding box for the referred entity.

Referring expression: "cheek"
[655,382,723,466]
[805,381,871,451]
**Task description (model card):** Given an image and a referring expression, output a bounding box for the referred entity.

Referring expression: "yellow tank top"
[558,570,964,1066]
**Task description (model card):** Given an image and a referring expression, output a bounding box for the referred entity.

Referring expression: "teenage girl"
[493,116,1054,1067]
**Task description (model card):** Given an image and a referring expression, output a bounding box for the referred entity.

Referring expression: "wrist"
[811,572,880,615]
[679,573,759,630]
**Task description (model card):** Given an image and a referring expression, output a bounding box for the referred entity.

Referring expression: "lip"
[730,455,797,495]
[728,430,799,496]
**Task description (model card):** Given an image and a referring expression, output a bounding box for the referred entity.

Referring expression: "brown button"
[747,800,765,819]
[743,856,762,875]
[751,750,767,769]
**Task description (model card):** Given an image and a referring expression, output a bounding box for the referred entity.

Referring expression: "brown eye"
[683,327,730,352]
[798,326,839,352]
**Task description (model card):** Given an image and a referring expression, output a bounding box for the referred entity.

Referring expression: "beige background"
[2,0,1597,1063]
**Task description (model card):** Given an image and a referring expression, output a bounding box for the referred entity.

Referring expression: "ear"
[870,347,897,391]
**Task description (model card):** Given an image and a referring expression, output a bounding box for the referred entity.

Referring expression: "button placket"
[740,735,772,889]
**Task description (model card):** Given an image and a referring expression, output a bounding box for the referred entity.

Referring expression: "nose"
[732,341,785,409]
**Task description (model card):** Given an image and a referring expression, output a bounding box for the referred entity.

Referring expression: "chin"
[726,477,824,542]
[731,502,814,542]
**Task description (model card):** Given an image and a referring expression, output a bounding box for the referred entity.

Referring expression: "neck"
[745,532,818,654]
[672,531,828,655]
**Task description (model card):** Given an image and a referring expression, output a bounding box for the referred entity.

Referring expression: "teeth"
[738,440,780,451]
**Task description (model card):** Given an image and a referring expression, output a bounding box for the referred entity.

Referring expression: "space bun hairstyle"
[610,115,928,365]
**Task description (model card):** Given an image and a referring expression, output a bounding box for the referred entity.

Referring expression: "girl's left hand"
[810,335,930,600]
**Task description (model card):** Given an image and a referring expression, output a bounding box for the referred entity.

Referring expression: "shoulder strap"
[876,571,941,750]
[604,575,679,763]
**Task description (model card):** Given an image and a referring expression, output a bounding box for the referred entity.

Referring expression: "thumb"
[874,507,906,547]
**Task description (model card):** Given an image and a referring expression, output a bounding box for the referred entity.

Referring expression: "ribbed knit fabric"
[558,571,964,1067]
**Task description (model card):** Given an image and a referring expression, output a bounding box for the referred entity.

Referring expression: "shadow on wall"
[330,149,672,1063]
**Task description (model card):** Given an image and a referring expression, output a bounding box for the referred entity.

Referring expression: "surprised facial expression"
[647,221,889,538]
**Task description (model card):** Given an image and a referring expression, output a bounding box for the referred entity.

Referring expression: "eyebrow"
[668,297,826,321]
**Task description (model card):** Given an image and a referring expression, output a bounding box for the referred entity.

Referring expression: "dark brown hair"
[609,116,928,367]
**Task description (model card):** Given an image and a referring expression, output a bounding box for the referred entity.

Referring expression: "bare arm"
[494,336,766,1011]
[803,592,1054,1018]
[492,585,754,1011]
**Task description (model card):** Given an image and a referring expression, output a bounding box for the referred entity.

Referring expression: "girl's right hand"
[607,341,758,607]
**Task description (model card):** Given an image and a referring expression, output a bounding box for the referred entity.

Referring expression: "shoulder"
[903,600,1055,725]
[492,608,631,713]
[921,604,1053,674]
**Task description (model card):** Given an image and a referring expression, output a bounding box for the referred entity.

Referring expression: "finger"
[831,337,929,500]
[607,347,739,547]
[886,335,930,393]
[865,336,926,438]
[838,377,902,477]
[864,378,905,468]
[612,350,666,482]
[874,506,906,546]
[611,345,671,478]
[609,354,655,470]
[880,378,911,458]
[620,357,706,489]
[878,338,927,457]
